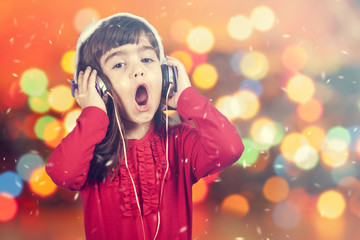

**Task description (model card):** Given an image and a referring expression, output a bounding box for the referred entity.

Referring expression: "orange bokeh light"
[301,125,326,151]
[263,176,289,203]
[221,194,250,217]
[29,166,57,198]
[297,98,324,122]
[192,178,208,204]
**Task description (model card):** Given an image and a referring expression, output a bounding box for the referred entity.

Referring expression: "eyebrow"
[103,45,156,64]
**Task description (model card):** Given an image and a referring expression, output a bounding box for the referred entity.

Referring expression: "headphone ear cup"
[161,64,170,98]
[95,76,107,97]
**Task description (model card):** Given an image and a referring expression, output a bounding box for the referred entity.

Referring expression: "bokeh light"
[192,63,218,90]
[16,153,44,181]
[74,8,100,32]
[286,74,315,103]
[321,137,349,168]
[28,166,57,198]
[215,90,260,122]
[28,91,50,113]
[63,108,82,134]
[250,117,278,149]
[34,115,57,140]
[239,79,263,97]
[280,132,309,162]
[296,98,324,122]
[0,193,18,222]
[192,178,208,204]
[263,176,289,203]
[294,145,319,170]
[187,26,214,54]
[317,190,346,219]
[250,6,275,32]
[220,194,250,217]
[169,50,193,73]
[43,118,64,148]
[20,68,48,97]
[0,171,23,197]
[272,201,301,230]
[48,85,75,113]
[61,50,76,75]
[240,51,269,80]
[233,90,260,120]
[236,138,259,167]
[227,15,253,41]
[327,126,351,146]
[302,125,326,151]
[282,44,308,71]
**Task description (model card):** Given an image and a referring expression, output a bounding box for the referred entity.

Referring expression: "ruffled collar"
[112,122,170,217]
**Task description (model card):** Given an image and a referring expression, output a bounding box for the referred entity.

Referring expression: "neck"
[123,120,152,140]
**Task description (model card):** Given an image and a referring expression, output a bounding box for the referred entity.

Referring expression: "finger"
[82,66,92,93]
[88,69,97,89]
[77,71,84,94]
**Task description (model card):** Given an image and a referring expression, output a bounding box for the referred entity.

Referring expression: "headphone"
[70,64,178,99]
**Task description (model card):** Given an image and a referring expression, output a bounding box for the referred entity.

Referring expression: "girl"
[46,13,244,240]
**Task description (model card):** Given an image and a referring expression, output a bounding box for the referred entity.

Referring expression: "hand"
[163,56,192,109]
[74,67,107,113]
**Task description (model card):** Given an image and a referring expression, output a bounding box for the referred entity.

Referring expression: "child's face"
[100,34,162,126]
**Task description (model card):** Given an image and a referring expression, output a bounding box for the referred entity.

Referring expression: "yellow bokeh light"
[250,6,275,32]
[321,138,349,168]
[169,50,193,73]
[64,108,82,134]
[221,194,249,217]
[234,90,260,120]
[215,95,238,122]
[74,8,100,33]
[61,50,76,75]
[192,63,218,90]
[250,117,276,146]
[227,15,253,41]
[29,166,57,197]
[263,176,289,203]
[280,132,309,162]
[302,125,326,151]
[286,74,315,103]
[317,190,346,219]
[48,85,75,113]
[297,98,323,122]
[192,178,208,204]
[282,44,308,71]
[187,26,214,54]
[43,119,64,149]
[240,51,269,80]
[170,19,193,44]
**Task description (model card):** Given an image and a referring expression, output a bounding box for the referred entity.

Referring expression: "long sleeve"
[46,107,109,191]
[176,87,244,183]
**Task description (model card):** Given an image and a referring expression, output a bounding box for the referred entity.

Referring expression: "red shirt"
[46,87,244,240]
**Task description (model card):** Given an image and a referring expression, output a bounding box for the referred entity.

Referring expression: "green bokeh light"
[327,126,351,146]
[28,91,50,113]
[20,68,48,96]
[237,138,259,167]
[34,115,56,140]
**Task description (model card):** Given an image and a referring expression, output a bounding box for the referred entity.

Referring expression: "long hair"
[77,16,167,183]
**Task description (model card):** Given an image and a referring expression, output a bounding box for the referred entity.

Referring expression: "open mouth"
[135,85,148,106]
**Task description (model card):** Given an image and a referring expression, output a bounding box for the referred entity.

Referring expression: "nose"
[132,63,145,79]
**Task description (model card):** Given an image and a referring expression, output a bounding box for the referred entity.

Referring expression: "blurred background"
[1,0,360,239]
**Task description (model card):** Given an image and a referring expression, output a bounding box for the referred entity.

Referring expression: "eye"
[142,58,153,63]
[113,63,125,69]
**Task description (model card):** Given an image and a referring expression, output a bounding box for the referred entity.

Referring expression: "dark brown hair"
[77,16,166,183]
